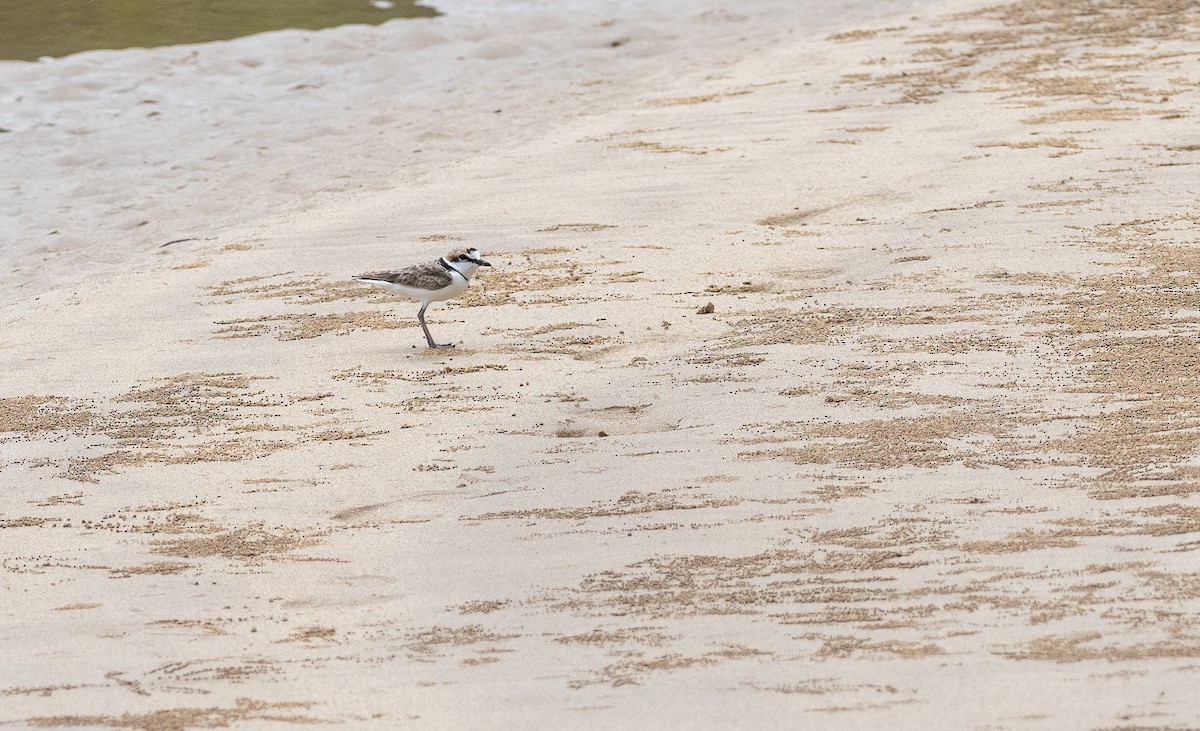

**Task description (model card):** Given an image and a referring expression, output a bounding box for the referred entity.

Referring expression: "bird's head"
[444,248,492,278]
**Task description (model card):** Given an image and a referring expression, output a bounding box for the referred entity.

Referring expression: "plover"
[354,247,492,349]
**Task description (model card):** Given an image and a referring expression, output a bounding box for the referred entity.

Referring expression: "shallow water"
[0,0,439,61]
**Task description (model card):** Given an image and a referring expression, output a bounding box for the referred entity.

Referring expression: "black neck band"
[439,258,467,283]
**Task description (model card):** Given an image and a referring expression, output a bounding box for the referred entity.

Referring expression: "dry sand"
[3,0,1200,727]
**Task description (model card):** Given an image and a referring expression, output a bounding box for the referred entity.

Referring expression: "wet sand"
[3,0,1200,727]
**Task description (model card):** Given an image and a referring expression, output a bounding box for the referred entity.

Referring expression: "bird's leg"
[417,303,453,349]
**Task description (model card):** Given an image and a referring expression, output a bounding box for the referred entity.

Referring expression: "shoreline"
[0,0,940,306]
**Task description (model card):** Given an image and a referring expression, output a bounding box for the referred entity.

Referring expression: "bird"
[354,247,492,349]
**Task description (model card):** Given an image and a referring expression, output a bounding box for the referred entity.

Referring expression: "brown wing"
[356,261,452,290]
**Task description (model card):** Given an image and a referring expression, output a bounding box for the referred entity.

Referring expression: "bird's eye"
[455,255,467,261]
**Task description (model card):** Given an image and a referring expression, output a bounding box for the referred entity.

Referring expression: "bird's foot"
[427,342,455,350]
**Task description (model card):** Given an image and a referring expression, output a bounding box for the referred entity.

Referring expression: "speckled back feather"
[356,261,452,291]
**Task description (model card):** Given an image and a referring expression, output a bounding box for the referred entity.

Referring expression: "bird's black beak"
[475,258,492,267]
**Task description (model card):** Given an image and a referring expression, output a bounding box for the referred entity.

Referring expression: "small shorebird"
[354,247,492,349]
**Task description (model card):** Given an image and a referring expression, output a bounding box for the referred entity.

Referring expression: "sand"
[3,0,1200,727]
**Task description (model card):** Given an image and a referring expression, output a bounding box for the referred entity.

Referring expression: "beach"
[3,0,1200,727]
